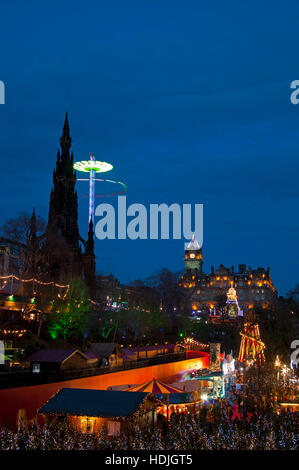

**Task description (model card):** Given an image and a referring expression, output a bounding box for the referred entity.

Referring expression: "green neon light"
[73,160,113,173]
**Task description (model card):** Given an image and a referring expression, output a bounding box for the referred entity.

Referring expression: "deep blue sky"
[0,1,299,295]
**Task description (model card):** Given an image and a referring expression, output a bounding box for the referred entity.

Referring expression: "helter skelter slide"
[238,312,265,364]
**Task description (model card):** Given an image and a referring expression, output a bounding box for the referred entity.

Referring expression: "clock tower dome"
[185,234,203,273]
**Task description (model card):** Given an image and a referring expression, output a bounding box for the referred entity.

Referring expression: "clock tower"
[185,234,203,273]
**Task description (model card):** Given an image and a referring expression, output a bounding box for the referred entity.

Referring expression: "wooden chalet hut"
[87,343,122,367]
[38,388,159,435]
[24,349,97,373]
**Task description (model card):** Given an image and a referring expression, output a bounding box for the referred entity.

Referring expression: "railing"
[0,351,187,388]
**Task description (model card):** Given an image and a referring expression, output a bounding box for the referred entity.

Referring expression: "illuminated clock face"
[190,253,195,259]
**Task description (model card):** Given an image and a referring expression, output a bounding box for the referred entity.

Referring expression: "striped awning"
[124,378,183,394]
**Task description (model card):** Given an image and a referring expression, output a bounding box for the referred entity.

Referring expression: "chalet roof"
[39,388,152,418]
[122,344,174,360]
[25,349,88,363]
[84,352,98,360]
[186,234,200,251]
[88,343,117,358]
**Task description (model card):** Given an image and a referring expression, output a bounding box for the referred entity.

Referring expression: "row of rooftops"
[25,348,98,363]
[185,264,271,276]
[183,266,272,282]
[24,343,178,364]
[38,386,197,418]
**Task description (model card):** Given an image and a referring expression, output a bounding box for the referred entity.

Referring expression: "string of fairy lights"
[0,274,70,300]
[0,273,98,311]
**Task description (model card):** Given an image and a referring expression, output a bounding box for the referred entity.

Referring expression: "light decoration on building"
[274,355,281,368]
[74,154,127,227]
[238,312,265,364]
[222,351,235,375]
[0,329,27,337]
[222,357,228,375]
[226,286,243,318]
[0,274,70,299]
[282,365,288,375]
[181,337,209,350]
[156,401,200,419]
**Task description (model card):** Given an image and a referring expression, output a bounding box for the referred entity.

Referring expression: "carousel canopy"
[124,378,182,394]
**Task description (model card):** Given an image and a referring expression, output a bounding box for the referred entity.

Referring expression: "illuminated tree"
[97,312,115,341]
[48,278,91,342]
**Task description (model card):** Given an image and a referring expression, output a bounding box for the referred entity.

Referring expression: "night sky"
[0,1,299,295]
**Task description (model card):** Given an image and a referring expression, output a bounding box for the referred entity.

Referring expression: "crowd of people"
[0,406,297,450]
[153,381,298,449]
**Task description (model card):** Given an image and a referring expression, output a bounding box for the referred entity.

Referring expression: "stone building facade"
[179,235,277,313]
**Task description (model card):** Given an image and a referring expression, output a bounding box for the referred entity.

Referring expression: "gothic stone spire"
[48,113,80,250]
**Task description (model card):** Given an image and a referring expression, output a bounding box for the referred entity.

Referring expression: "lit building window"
[80,417,95,434]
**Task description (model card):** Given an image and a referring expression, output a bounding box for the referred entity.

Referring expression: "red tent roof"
[124,378,182,394]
